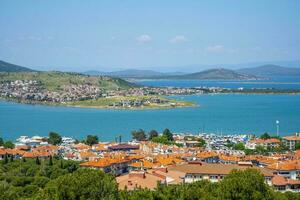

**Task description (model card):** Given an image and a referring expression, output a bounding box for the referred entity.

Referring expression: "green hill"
[0,60,35,72]
[0,71,136,91]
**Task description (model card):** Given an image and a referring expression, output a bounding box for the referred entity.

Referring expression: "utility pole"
[276,120,280,137]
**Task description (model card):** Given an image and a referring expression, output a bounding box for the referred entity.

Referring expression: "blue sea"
[1,93,300,141]
[135,76,300,89]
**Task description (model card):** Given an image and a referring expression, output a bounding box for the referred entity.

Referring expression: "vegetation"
[85,135,99,146]
[233,142,245,151]
[65,95,195,110]
[260,132,271,140]
[163,128,174,141]
[0,157,79,199]
[1,158,300,199]
[295,143,300,150]
[131,129,147,141]
[0,71,135,92]
[0,137,15,148]
[48,132,62,145]
[148,130,158,140]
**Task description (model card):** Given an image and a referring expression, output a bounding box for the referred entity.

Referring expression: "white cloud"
[206,45,224,52]
[169,35,188,44]
[136,34,152,44]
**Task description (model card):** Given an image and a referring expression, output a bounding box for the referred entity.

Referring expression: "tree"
[4,154,8,164]
[48,132,62,145]
[295,143,300,150]
[131,129,147,141]
[49,155,53,166]
[4,141,15,149]
[0,137,4,146]
[233,142,245,150]
[148,130,158,140]
[260,132,271,140]
[36,169,119,200]
[85,135,99,146]
[36,157,41,165]
[196,138,206,147]
[163,128,173,141]
[219,169,274,200]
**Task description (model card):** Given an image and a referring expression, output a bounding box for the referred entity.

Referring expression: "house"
[117,171,165,190]
[267,160,300,180]
[272,175,300,192]
[195,151,219,163]
[168,162,274,185]
[246,138,281,150]
[117,168,185,190]
[283,134,300,150]
[80,155,142,175]
[108,144,139,152]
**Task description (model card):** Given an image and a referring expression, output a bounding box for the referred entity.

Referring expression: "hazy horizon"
[1,0,300,72]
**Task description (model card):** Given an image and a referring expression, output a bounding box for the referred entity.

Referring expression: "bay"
[1,93,300,141]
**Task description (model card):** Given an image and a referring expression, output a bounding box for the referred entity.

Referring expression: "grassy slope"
[65,95,195,109]
[0,71,136,91]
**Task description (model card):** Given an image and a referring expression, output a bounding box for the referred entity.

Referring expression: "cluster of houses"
[1,132,300,192]
[108,97,170,108]
[0,80,103,102]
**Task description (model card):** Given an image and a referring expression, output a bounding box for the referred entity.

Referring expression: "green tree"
[233,142,245,150]
[148,130,158,140]
[131,129,147,141]
[196,138,206,147]
[36,157,41,165]
[85,135,99,146]
[260,132,271,140]
[48,155,53,166]
[4,154,8,164]
[48,132,62,145]
[219,169,274,200]
[295,143,300,150]
[163,128,173,141]
[3,141,15,149]
[0,137,4,146]
[36,169,118,200]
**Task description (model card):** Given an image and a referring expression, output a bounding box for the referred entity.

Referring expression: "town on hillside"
[1,130,300,193]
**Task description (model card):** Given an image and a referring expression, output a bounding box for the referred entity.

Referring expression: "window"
[209,175,218,180]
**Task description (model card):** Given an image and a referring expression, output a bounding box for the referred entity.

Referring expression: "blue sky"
[0,0,299,72]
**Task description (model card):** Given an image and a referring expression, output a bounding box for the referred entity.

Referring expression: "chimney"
[129,171,146,179]
[155,167,168,173]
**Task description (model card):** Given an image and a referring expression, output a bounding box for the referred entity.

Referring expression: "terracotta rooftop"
[267,160,300,171]
[272,175,300,186]
[168,163,273,177]
[283,136,300,141]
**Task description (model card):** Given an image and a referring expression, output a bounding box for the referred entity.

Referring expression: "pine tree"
[36,157,41,165]
[4,154,8,164]
[49,155,53,166]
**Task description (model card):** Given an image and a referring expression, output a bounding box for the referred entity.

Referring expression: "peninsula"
[0,71,196,109]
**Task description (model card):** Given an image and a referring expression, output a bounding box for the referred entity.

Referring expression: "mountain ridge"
[237,64,300,76]
[0,60,35,72]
